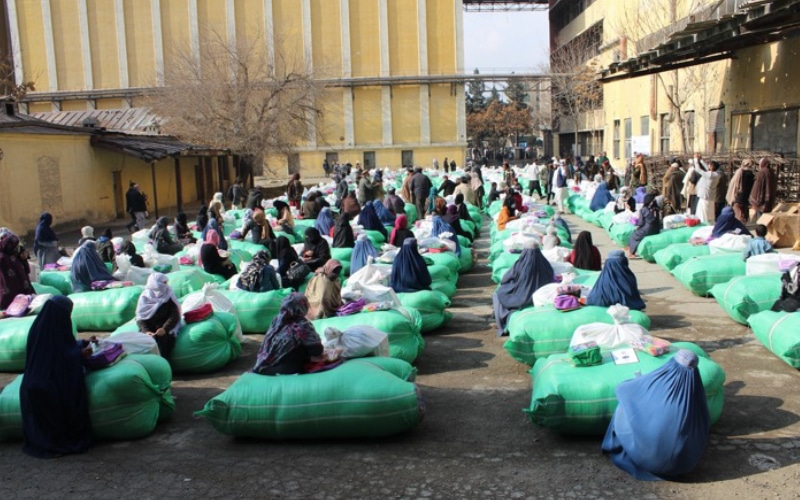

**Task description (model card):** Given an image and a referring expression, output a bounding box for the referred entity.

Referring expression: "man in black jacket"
[125,181,148,232]
[437,175,456,197]
[410,168,432,218]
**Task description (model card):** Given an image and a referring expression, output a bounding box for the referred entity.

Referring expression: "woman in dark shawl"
[34,212,60,268]
[358,201,388,239]
[602,349,710,480]
[444,205,472,242]
[20,296,92,458]
[390,238,432,293]
[492,247,554,335]
[341,191,361,219]
[275,236,304,290]
[201,217,228,251]
[252,293,323,375]
[149,217,183,255]
[586,250,645,309]
[301,191,321,219]
[614,186,636,213]
[118,241,145,268]
[95,228,116,263]
[332,212,356,249]
[749,158,778,216]
[196,206,209,233]
[487,182,500,205]
[199,230,237,280]
[431,215,461,256]
[662,162,685,212]
[628,193,661,257]
[272,200,297,239]
[174,212,195,244]
[373,199,396,226]
[70,241,117,292]
[305,259,343,319]
[315,207,336,237]
[237,250,280,293]
[389,214,414,248]
[135,273,181,360]
[590,181,615,211]
[0,230,35,309]
[301,227,331,272]
[711,206,751,239]
[771,262,800,313]
[351,234,378,275]
[568,231,602,271]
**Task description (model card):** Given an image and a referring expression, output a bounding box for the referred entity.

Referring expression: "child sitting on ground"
[742,224,774,260]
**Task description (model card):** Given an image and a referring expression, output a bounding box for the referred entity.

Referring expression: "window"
[640,115,649,136]
[752,109,799,156]
[708,107,725,153]
[660,113,670,154]
[363,151,375,169]
[613,119,620,159]
[624,118,632,159]
[401,150,414,168]
[684,111,695,152]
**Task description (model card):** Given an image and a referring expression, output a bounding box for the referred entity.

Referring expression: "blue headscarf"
[634,186,647,204]
[201,218,228,250]
[431,215,461,256]
[602,349,710,480]
[427,186,438,214]
[34,212,57,253]
[20,296,92,458]
[390,238,432,293]
[358,201,388,239]
[493,247,554,334]
[552,214,572,243]
[350,234,378,275]
[590,182,615,211]
[586,250,645,310]
[70,241,116,292]
[315,207,336,237]
[711,206,750,239]
[373,199,396,225]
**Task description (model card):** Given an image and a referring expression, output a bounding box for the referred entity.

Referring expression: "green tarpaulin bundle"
[112,312,241,374]
[431,280,457,299]
[330,247,354,276]
[38,271,73,295]
[491,252,521,284]
[195,357,423,440]
[609,223,636,247]
[637,226,704,262]
[216,288,292,334]
[672,253,747,296]
[424,252,461,276]
[653,243,710,272]
[0,354,174,441]
[31,283,62,296]
[0,316,78,372]
[748,311,800,369]
[167,269,208,298]
[504,306,652,366]
[228,240,269,260]
[710,274,782,325]
[404,204,418,224]
[526,342,725,436]
[312,308,424,364]
[69,286,143,331]
[362,230,386,247]
[397,290,453,333]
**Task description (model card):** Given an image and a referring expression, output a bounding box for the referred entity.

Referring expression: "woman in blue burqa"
[627,193,661,257]
[314,207,336,237]
[389,238,432,293]
[350,233,378,275]
[602,349,710,480]
[373,199,396,226]
[590,181,615,211]
[34,212,61,267]
[200,211,229,251]
[358,201,388,240]
[586,250,645,309]
[711,206,750,239]
[431,215,461,256]
[20,295,92,458]
[70,240,117,292]
[551,213,572,243]
[493,246,554,335]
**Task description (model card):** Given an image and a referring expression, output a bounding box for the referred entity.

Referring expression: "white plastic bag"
[323,326,390,359]
[569,304,649,349]
[663,214,687,230]
[29,294,53,315]
[503,232,541,252]
[532,273,591,307]
[691,226,713,241]
[346,260,393,287]
[542,245,571,263]
[746,252,800,276]
[104,331,159,355]
[182,283,243,341]
[142,244,180,272]
[709,233,752,255]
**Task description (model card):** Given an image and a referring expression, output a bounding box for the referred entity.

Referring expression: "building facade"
[1,0,467,176]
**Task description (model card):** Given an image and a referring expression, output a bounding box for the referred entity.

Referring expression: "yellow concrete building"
[550,0,800,164]
[1,0,468,176]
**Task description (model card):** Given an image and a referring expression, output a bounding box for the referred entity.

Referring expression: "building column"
[417,0,428,75]
[340,0,351,78]
[263,0,275,72]
[225,0,236,48]
[151,0,164,86]
[301,0,316,147]
[343,88,355,147]
[381,86,392,146]
[454,0,466,145]
[420,85,431,145]
[78,0,94,89]
[40,0,58,91]
[378,0,389,77]
[189,0,200,66]
[5,0,23,86]
[114,0,129,88]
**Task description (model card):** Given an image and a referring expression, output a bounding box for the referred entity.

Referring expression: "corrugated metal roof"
[91,134,228,163]
[31,107,162,135]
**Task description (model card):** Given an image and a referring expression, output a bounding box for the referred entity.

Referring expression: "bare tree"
[153,28,323,177]
[0,53,35,99]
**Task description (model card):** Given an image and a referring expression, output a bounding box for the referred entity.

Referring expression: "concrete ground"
[2,213,800,499]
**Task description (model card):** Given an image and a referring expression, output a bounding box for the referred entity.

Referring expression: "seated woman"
[201,210,229,251]
[301,227,331,272]
[444,205,473,242]
[542,225,561,250]
[487,182,500,205]
[628,193,661,258]
[272,200,296,238]
[237,251,280,293]
[95,228,116,264]
[351,234,378,275]
[135,273,181,360]
[602,349,710,480]
[552,213,572,243]
[315,207,336,238]
[385,187,406,216]
[305,259,343,319]
[358,201,388,240]
[590,181,615,211]
[373,199,396,226]
[34,212,61,268]
[196,206,209,233]
[241,210,276,247]
[71,241,117,292]
[390,238,432,293]
[586,250,645,310]
[301,191,322,219]
[332,213,356,249]
[492,246,554,335]
[614,187,636,214]
[252,293,323,375]
[174,212,195,245]
[199,230,237,280]
[431,215,462,256]
[20,296,92,458]
[568,231,602,271]
[454,193,471,223]
[341,191,361,219]
[78,226,95,247]
[0,230,35,309]
[275,236,306,290]
[771,262,800,312]
[149,217,183,255]
[712,206,751,239]
[496,196,518,231]
[390,214,414,248]
[118,241,145,268]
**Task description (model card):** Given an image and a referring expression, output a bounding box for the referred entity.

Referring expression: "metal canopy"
[90,134,228,163]
[463,0,548,12]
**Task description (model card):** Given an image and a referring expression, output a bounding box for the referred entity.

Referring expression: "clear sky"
[463,10,550,73]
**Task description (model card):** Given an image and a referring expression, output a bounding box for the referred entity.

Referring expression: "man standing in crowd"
[750,157,778,219]
[410,168,432,218]
[126,181,148,232]
[692,154,720,223]
[554,160,570,213]
[443,157,449,174]
[227,177,245,210]
[437,175,456,197]
[526,161,544,199]
[727,159,755,224]
[714,163,728,219]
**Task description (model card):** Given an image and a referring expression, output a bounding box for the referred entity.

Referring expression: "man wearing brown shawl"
[726,159,756,224]
[749,158,778,218]
[661,161,685,213]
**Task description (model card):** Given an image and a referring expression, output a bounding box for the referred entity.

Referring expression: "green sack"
[748,311,800,369]
[458,248,473,272]
[166,269,208,298]
[397,290,452,333]
[312,309,424,364]
[216,288,293,333]
[0,316,78,372]
[195,357,422,439]
[423,252,461,276]
[70,286,144,331]
[569,343,602,366]
[491,252,521,284]
[404,204,418,224]
[672,253,747,296]
[427,264,455,284]
[31,283,62,296]
[39,271,73,295]
[228,240,269,260]
[710,274,782,325]
[609,223,636,247]
[638,226,704,262]
[431,280,457,299]
[597,212,615,231]
[505,306,652,366]
[363,230,386,247]
[112,312,241,374]
[526,342,725,435]
[331,247,354,276]
[0,354,174,441]
[653,243,710,272]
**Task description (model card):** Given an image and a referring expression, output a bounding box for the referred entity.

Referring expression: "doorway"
[288,154,300,175]
[112,171,124,218]
[363,151,375,169]
[401,150,413,168]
